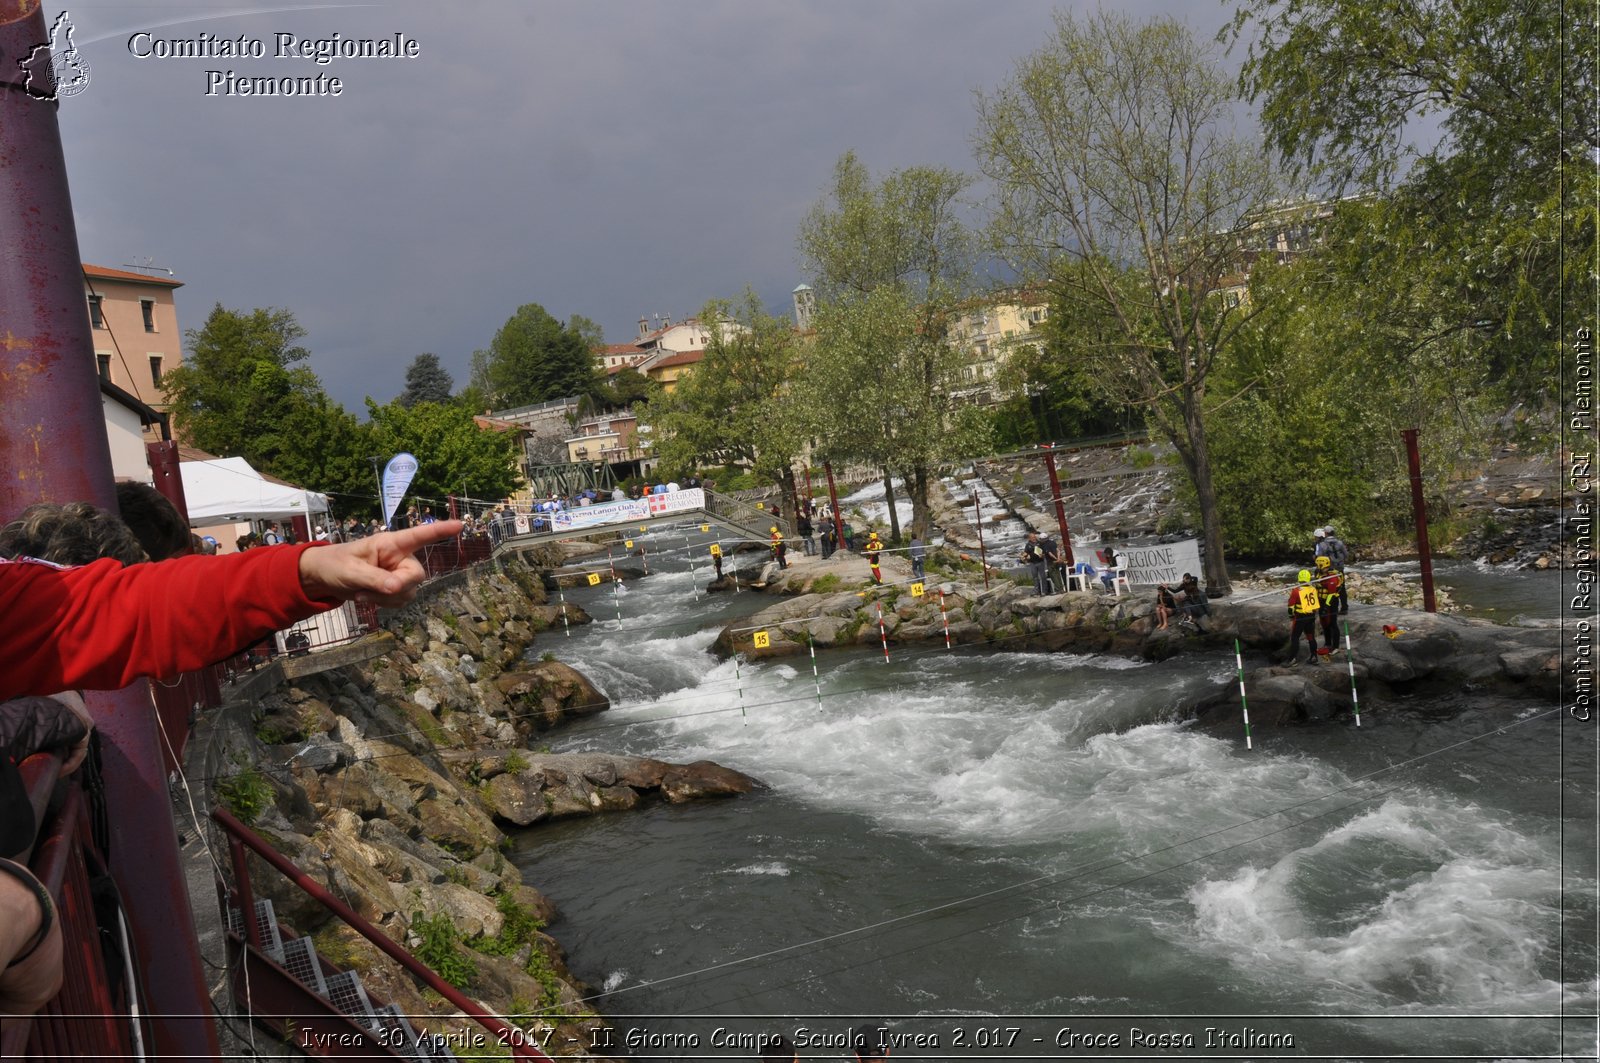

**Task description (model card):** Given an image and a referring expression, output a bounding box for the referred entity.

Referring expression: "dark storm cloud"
[56,0,1220,411]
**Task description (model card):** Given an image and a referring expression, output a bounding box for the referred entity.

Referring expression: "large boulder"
[494,661,610,732]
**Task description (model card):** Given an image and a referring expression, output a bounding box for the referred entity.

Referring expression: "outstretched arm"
[0,521,463,698]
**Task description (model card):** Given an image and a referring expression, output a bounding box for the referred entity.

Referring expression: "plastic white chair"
[1108,565,1131,597]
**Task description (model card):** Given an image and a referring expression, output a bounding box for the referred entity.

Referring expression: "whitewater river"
[511,532,1595,1061]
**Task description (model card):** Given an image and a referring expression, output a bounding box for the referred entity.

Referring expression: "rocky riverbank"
[202,556,756,1056]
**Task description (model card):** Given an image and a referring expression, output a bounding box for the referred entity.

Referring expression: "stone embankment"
[713,552,1566,737]
[202,556,754,1057]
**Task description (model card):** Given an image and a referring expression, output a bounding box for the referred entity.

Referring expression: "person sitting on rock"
[1177,572,1210,632]
[1154,583,1177,629]
[865,531,884,584]
[1287,569,1322,665]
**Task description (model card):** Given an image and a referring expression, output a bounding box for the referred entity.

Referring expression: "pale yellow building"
[948,291,1050,404]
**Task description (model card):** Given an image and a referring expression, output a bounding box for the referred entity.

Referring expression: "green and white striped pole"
[1234,638,1253,750]
[557,584,570,637]
[1344,621,1361,727]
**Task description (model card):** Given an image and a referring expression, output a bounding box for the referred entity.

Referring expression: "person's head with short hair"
[760,1033,798,1063]
[114,481,191,561]
[852,1023,890,1060]
[0,501,148,566]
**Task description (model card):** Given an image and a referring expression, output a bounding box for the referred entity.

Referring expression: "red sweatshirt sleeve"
[0,543,340,698]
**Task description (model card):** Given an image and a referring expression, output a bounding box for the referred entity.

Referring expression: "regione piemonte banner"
[381,453,419,527]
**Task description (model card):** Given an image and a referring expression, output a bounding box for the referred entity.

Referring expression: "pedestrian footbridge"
[496,487,790,548]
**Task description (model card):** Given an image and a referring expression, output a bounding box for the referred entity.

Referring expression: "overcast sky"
[54,0,1233,412]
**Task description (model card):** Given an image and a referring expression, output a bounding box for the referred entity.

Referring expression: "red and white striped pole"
[938,589,952,650]
[875,600,891,663]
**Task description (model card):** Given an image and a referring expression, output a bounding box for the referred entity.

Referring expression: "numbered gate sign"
[756,502,764,509]
[752,630,771,649]
[586,573,602,586]
[910,582,925,597]
[700,523,710,533]
[625,540,634,548]
[709,544,722,557]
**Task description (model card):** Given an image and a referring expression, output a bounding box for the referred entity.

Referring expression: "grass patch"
[809,573,842,594]
[215,767,274,825]
[504,753,529,773]
[411,911,477,989]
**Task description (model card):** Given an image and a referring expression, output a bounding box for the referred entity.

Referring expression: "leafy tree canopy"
[974,11,1289,590]
[645,290,807,510]
[363,399,522,507]
[797,151,983,537]
[471,303,599,410]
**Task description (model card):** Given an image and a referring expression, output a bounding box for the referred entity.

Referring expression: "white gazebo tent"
[178,456,330,526]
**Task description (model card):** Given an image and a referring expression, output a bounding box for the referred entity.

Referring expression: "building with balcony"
[563,410,652,476]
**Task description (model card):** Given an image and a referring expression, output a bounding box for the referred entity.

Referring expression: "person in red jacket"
[0,519,461,1012]
[0,519,463,699]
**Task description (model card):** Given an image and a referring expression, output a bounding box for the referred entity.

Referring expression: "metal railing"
[703,488,792,541]
[213,807,551,1061]
[2,752,135,1062]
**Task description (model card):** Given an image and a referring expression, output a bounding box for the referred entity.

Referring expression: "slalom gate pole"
[608,549,623,628]
[736,654,747,722]
[1344,621,1361,727]
[640,543,650,576]
[808,632,823,709]
[1234,638,1253,750]
[557,584,570,637]
[974,489,991,590]
[875,600,891,663]
[938,589,952,650]
[684,536,700,600]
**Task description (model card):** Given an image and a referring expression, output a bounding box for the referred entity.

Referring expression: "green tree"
[588,367,655,412]
[797,151,984,539]
[644,290,807,512]
[363,399,522,506]
[472,304,598,409]
[975,12,1293,592]
[398,353,454,407]
[165,305,368,502]
[1230,0,1597,405]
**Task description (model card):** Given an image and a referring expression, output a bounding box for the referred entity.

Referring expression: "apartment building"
[83,263,184,441]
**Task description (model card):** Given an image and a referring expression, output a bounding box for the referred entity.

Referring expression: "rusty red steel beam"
[0,4,220,1057]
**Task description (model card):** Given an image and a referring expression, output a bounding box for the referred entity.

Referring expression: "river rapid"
[511,530,1595,1061]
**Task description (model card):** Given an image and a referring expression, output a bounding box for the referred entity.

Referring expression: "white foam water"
[1183,794,1573,1009]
